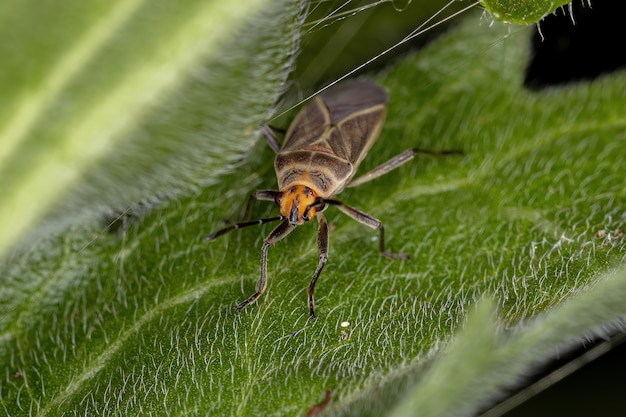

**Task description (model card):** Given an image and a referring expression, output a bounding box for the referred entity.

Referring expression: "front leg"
[307,213,329,319]
[236,219,294,312]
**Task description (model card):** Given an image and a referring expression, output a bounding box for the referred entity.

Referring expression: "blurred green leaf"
[1,6,626,417]
[0,0,304,257]
[389,267,626,417]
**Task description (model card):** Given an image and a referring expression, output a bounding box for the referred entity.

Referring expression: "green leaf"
[389,268,626,417]
[0,0,304,257]
[480,0,573,24]
[2,9,626,417]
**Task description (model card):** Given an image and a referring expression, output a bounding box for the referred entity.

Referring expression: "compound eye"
[303,198,326,222]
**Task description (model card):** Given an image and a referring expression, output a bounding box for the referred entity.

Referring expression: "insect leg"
[260,125,282,154]
[327,200,409,260]
[237,219,295,312]
[308,213,329,319]
[205,190,282,240]
[347,148,464,188]
[205,216,282,241]
[243,190,281,220]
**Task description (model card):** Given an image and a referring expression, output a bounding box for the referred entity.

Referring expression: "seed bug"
[206,80,462,318]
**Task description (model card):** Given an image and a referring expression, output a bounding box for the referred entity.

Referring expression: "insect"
[206,80,461,318]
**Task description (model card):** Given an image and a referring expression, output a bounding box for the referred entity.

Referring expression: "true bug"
[206,80,461,318]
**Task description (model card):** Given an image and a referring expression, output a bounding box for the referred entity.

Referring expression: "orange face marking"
[278,185,320,225]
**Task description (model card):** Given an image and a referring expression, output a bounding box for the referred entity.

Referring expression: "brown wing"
[281,81,388,166]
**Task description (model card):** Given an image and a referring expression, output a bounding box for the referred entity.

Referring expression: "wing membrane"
[281,81,388,166]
